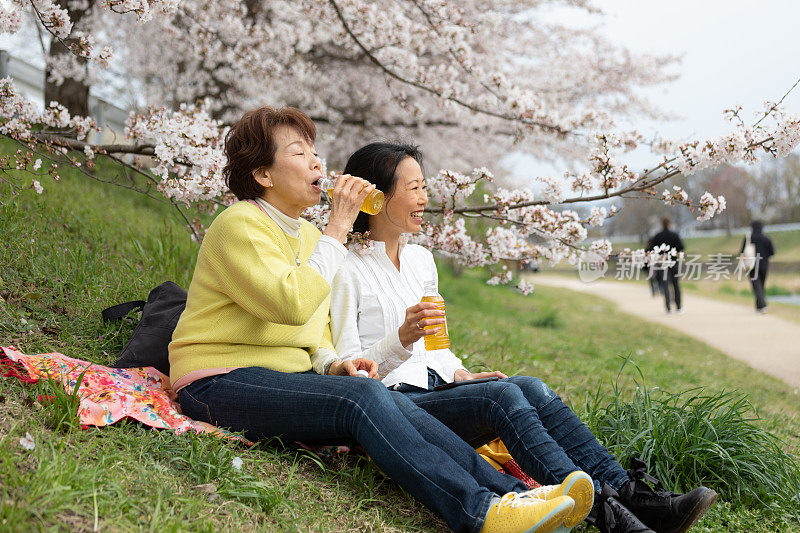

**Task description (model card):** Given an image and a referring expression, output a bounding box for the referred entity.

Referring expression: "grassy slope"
[1,149,799,531]
[1,155,439,532]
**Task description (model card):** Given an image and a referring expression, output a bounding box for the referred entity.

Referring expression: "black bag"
[101,281,187,375]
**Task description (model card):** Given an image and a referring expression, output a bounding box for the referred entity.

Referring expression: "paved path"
[529,274,800,388]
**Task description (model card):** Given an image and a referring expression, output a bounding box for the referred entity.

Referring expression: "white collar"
[255,198,302,238]
[351,235,410,257]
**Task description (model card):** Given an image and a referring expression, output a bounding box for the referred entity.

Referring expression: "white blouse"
[330,240,467,389]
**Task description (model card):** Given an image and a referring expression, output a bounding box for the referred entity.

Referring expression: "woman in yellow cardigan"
[168,106,579,533]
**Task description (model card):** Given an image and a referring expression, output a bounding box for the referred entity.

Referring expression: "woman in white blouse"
[329,142,717,533]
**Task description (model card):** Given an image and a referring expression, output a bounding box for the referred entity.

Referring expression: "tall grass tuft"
[36,365,89,432]
[582,358,800,519]
[528,308,561,329]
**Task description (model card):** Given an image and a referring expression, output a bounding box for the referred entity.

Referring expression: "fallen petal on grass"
[19,432,35,450]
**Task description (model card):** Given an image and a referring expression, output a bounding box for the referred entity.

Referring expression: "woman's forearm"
[322,223,350,244]
[306,235,348,285]
[339,329,414,378]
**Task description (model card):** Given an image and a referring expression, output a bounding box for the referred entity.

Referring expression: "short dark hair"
[344,142,423,234]
[223,106,316,200]
[661,216,672,229]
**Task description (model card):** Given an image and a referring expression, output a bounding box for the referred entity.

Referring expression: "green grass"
[1,141,799,531]
[36,365,89,433]
[766,285,793,296]
[582,361,800,518]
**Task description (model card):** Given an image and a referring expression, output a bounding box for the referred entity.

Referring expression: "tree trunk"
[43,0,94,118]
[44,39,90,117]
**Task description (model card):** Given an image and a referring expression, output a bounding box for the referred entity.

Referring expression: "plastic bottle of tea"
[319,176,384,215]
[421,280,450,350]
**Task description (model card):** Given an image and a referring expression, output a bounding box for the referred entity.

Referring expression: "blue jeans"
[657,266,682,311]
[179,367,526,533]
[396,370,629,492]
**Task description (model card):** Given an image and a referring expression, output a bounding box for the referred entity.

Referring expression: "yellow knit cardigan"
[169,201,335,385]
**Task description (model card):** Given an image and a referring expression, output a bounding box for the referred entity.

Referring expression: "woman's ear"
[253,167,273,189]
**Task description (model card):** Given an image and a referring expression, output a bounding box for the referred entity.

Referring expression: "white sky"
[506,0,800,182]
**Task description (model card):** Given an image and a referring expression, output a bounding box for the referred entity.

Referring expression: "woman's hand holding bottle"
[323,174,376,243]
[398,302,446,348]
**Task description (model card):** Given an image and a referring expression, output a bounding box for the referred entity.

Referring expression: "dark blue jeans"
[657,266,681,311]
[750,263,768,310]
[179,367,526,533]
[396,370,629,492]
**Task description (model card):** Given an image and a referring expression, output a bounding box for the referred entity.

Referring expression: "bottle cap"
[422,279,439,296]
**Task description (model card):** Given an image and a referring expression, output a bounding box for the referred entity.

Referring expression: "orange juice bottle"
[421,280,450,350]
[320,177,384,215]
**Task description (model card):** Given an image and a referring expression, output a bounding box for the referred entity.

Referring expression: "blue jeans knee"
[504,375,558,410]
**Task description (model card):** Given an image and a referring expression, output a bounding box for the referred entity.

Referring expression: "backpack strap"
[101,300,146,323]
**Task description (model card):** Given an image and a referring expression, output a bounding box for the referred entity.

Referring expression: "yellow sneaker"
[480,493,574,533]
[519,471,594,528]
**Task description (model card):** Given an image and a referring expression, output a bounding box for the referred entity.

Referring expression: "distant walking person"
[647,217,684,314]
[740,220,775,313]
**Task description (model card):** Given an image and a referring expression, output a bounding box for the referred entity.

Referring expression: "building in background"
[0,49,128,144]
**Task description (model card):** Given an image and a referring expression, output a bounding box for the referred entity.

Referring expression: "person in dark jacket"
[647,217,685,313]
[740,220,775,312]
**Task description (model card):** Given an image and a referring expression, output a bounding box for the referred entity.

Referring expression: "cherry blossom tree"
[1,0,799,291]
[114,0,676,170]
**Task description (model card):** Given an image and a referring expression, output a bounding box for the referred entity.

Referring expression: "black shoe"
[617,458,718,533]
[587,485,655,533]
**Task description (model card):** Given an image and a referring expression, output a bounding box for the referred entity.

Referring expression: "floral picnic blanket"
[0,346,539,488]
[0,345,249,443]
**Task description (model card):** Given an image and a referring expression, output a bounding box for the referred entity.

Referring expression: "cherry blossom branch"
[460,210,592,255]
[13,0,656,149]
[407,0,509,111]
[31,132,157,156]
[29,131,215,184]
[427,137,774,215]
[308,113,516,135]
[26,0,106,63]
[753,76,800,128]
[326,0,571,135]
[79,150,210,243]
